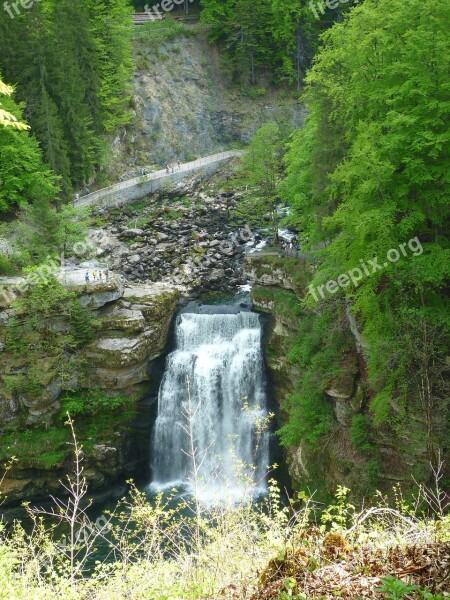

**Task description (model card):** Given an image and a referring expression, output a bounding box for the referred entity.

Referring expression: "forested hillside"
[200,0,359,88]
[0,0,133,198]
[278,0,449,453]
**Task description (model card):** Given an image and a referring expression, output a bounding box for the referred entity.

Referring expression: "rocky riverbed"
[88,173,256,295]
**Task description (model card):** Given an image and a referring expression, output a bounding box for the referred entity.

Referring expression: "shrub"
[60,388,132,417]
[349,414,374,452]
[0,255,14,275]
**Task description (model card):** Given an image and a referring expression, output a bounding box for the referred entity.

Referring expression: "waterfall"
[151,308,269,501]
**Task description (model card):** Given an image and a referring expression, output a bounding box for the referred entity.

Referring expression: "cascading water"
[151,306,269,502]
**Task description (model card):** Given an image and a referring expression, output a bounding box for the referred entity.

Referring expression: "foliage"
[200,0,358,86]
[283,0,450,434]
[131,16,187,44]
[0,468,449,598]
[0,77,28,130]
[0,426,69,469]
[278,386,333,447]
[60,388,132,417]
[4,277,95,396]
[0,0,134,196]
[233,122,284,237]
[377,575,418,600]
[0,80,59,214]
[0,255,14,276]
[349,414,374,452]
[277,304,351,447]
[0,388,134,469]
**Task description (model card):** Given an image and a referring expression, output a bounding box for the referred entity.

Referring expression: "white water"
[151,310,269,503]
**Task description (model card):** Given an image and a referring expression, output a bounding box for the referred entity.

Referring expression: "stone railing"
[75,150,243,211]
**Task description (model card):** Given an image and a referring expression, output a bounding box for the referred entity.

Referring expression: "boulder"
[77,277,125,310]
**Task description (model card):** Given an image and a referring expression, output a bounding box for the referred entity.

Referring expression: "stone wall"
[77,152,241,210]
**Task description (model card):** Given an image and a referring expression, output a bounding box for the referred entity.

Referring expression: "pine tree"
[0,0,134,195]
[0,83,59,214]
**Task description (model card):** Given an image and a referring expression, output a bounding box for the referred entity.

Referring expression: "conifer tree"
[0,0,133,196]
[0,83,58,214]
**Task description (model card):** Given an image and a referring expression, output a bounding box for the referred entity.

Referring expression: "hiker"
[93,270,97,281]
[177,160,181,169]
[171,164,174,173]
[99,271,102,281]
[165,165,169,174]
[85,272,89,284]
[105,269,109,282]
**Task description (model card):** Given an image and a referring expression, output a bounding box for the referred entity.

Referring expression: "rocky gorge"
[89,170,254,294]
[244,254,447,499]
[0,271,181,507]
[0,167,262,509]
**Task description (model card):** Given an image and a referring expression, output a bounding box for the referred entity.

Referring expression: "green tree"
[0,78,28,130]
[234,121,284,237]
[0,0,134,196]
[0,82,59,214]
[284,0,449,431]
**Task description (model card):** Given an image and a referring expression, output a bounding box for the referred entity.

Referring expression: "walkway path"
[75,150,243,210]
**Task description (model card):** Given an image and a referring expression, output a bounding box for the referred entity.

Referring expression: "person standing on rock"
[93,270,97,281]
[85,272,89,284]
[105,269,109,282]
[177,160,181,170]
[99,271,102,282]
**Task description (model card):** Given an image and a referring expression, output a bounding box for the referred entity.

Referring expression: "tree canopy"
[283,0,449,424]
[0,0,134,198]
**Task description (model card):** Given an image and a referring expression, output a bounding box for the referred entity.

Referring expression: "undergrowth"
[0,423,449,599]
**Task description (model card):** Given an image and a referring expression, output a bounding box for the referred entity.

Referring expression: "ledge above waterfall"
[82,283,180,389]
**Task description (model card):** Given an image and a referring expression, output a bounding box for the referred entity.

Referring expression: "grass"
[131,17,196,47]
[0,426,69,468]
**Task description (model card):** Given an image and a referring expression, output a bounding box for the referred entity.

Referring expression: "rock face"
[0,277,180,508]
[245,256,299,291]
[246,255,442,499]
[85,284,180,390]
[109,31,303,176]
[77,278,125,309]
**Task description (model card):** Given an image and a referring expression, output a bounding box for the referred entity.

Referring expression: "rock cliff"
[0,275,180,507]
[107,27,303,179]
[244,254,442,499]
